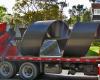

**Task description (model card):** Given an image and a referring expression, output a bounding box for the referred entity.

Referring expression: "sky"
[62,0,91,18]
[0,0,91,18]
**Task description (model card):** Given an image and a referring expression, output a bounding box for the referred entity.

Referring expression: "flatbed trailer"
[0,55,100,80]
[2,56,100,63]
[0,21,99,80]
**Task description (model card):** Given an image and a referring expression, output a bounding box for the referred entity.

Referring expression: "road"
[35,74,98,80]
[0,70,98,80]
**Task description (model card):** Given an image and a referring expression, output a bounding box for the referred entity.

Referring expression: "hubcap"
[3,65,9,74]
[22,65,33,78]
[0,63,11,76]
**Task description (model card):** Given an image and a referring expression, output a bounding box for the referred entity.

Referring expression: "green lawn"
[87,46,100,56]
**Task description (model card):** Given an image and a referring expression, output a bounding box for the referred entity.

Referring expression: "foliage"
[87,41,100,56]
[92,41,100,47]
[87,46,100,56]
[89,0,96,2]
[68,4,91,26]
[13,0,39,14]
[13,0,61,25]
[82,11,91,22]
[0,6,7,22]
[3,14,13,24]
[68,4,86,22]
[13,13,23,25]
[67,16,77,26]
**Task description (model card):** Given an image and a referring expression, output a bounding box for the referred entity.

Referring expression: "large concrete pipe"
[63,22,100,57]
[20,20,69,57]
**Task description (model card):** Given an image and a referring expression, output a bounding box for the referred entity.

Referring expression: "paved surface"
[35,74,98,80]
[0,70,98,80]
[0,74,98,80]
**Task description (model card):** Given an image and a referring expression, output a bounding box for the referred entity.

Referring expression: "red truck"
[0,2,99,80]
[0,20,99,80]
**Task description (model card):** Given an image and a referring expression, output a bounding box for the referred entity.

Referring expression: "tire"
[0,61,17,79]
[68,69,76,75]
[19,62,38,80]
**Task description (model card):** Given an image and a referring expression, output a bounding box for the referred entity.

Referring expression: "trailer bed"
[1,56,100,63]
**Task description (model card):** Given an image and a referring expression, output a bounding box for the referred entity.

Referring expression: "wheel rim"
[22,65,33,78]
[0,62,13,77]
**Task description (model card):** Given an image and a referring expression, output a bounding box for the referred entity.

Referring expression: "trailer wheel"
[68,69,76,75]
[0,61,16,79]
[19,62,38,80]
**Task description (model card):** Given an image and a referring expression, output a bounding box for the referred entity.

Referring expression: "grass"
[87,46,100,56]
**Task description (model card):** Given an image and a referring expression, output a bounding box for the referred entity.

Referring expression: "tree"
[82,10,91,22]
[0,6,7,22]
[3,14,12,24]
[13,0,41,14]
[13,0,60,25]
[89,0,96,2]
[13,13,23,25]
[13,0,58,15]
[68,4,87,24]
[71,4,86,22]
[67,16,78,26]
[57,1,67,19]
[68,5,91,25]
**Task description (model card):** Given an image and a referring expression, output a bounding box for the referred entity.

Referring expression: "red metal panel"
[0,22,6,33]
[3,56,100,63]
